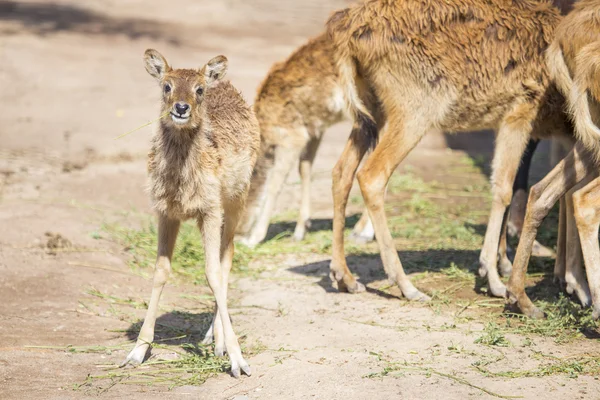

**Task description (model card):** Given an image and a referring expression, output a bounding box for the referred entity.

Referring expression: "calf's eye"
[164,84,171,93]
[196,87,203,96]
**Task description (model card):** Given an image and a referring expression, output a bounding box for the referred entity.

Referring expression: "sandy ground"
[1,1,599,399]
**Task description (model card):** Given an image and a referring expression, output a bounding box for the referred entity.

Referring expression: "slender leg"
[498,208,513,277]
[573,175,600,319]
[507,139,539,238]
[479,112,532,297]
[553,197,567,287]
[565,174,595,306]
[294,134,324,241]
[356,116,430,301]
[507,144,593,318]
[506,139,556,258]
[122,214,180,366]
[202,200,245,354]
[350,183,389,244]
[330,125,371,293]
[238,143,304,248]
[201,210,249,378]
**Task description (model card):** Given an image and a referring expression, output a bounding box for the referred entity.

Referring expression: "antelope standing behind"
[236,33,379,247]
[121,50,260,378]
[326,0,573,300]
[508,0,600,319]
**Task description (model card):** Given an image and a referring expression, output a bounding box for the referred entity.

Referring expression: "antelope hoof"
[524,305,545,319]
[121,342,150,367]
[531,240,556,258]
[404,289,431,302]
[349,230,374,245]
[230,357,251,379]
[331,271,365,293]
[506,288,544,319]
[292,228,306,242]
[488,281,507,298]
[592,306,600,320]
[235,234,259,249]
[566,282,592,308]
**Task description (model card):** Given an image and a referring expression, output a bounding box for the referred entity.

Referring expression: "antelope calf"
[508,0,600,319]
[122,49,260,378]
[326,0,573,300]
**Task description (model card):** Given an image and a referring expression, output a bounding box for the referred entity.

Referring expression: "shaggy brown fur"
[326,0,573,301]
[123,49,260,378]
[508,0,600,319]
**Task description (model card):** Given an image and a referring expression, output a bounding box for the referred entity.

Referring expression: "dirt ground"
[1,1,599,399]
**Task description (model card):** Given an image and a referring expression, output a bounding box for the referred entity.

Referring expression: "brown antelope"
[508,0,600,319]
[121,49,260,378]
[326,0,574,300]
[236,32,549,253]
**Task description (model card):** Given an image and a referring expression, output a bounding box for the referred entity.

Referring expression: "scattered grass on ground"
[93,151,598,392]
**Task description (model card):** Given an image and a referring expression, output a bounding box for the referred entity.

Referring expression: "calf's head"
[143,49,228,129]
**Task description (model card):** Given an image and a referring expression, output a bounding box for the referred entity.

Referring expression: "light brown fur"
[508,0,600,319]
[326,0,573,300]
[122,49,260,377]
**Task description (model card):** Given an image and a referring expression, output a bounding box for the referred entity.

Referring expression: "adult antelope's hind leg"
[498,209,513,277]
[479,112,532,297]
[573,175,600,319]
[553,197,567,287]
[330,126,371,293]
[564,175,594,306]
[122,215,180,366]
[294,134,323,241]
[508,139,539,238]
[201,210,249,378]
[507,138,556,258]
[507,145,593,318]
[356,117,430,301]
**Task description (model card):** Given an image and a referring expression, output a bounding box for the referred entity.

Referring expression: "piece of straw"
[114,111,170,140]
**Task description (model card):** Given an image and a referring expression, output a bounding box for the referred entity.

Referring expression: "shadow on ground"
[0,1,182,44]
[288,249,559,303]
[125,311,213,348]
[264,214,362,241]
